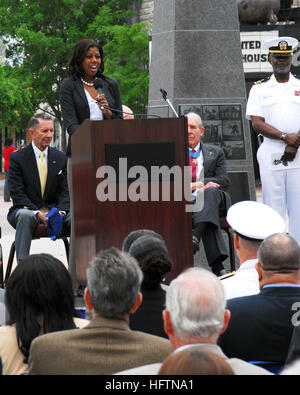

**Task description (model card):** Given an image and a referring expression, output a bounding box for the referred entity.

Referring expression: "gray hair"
[165,268,226,339]
[86,247,143,318]
[187,112,204,129]
[28,112,53,130]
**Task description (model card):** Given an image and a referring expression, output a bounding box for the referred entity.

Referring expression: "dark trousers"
[8,208,71,262]
[192,187,228,267]
[4,169,10,202]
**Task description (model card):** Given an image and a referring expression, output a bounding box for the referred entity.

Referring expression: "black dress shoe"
[192,235,200,255]
[75,285,84,298]
[217,269,227,277]
[211,263,227,277]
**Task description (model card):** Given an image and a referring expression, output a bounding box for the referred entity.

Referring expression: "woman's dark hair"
[5,253,78,363]
[68,39,104,77]
[122,229,164,253]
[4,137,13,147]
[128,235,173,288]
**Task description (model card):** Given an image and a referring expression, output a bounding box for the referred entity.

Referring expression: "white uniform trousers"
[258,142,300,245]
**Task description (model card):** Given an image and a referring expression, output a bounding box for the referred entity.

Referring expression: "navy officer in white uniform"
[246,36,300,245]
[221,200,285,300]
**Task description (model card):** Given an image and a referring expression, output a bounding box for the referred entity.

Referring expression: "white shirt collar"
[270,72,297,86]
[189,142,200,152]
[237,258,258,272]
[31,141,48,161]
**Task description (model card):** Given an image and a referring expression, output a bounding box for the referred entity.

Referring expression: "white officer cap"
[226,201,286,240]
[262,36,298,56]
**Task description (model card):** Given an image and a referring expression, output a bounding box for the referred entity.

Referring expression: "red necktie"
[189,149,197,181]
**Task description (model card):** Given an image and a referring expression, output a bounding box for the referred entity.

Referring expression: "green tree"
[0,0,150,149]
[0,65,33,129]
[88,7,150,114]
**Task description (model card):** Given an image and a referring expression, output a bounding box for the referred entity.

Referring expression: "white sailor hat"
[262,36,298,56]
[226,201,286,241]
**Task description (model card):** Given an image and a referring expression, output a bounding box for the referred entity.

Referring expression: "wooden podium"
[71,117,193,285]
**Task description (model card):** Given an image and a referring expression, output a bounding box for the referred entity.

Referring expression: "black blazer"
[201,143,230,191]
[7,144,70,218]
[284,323,300,366]
[129,284,168,339]
[218,286,300,363]
[201,143,231,211]
[59,74,123,156]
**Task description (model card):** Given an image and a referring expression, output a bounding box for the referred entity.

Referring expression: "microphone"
[160,88,179,118]
[160,88,167,100]
[94,79,106,112]
[93,79,161,118]
[99,104,161,119]
[94,79,103,95]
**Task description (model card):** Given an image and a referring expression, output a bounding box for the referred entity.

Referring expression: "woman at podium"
[60,38,123,158]
[59,38,123,294]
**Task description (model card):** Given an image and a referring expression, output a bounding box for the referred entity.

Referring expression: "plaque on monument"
[178,103,246,160]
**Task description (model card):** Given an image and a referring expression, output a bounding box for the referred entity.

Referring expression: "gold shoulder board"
[254,76,271,85]
[219,271,236,280]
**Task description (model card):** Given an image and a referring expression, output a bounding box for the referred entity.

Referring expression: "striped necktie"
[38,151,47,196]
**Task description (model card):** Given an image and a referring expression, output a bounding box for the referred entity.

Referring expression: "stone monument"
[148,0,256,204]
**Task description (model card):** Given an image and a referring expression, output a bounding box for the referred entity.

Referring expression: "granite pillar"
[148,0,256,204]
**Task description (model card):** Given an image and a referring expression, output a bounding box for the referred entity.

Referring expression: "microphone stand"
[160,89,179,118]
[98,103,161,119]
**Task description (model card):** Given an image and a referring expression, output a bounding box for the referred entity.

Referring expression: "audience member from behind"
[0,253,88,375]
[2,137,17,202]
[284,313,300,367]
[158,347,234,375]
[29,248,172,375]
[115,267,271,375]
[122,228,163,253]
[221,201,286,299]
[126,232,172,338]
[219,233,300,365]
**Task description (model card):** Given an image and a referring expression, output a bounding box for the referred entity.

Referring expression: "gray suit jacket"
[28,316,172,375]
[202,143,230,191]
[202,143,231,211]
[114,344,272,375]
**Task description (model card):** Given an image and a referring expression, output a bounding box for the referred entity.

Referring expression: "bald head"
[122,105,134,120]
[257,233,300,272]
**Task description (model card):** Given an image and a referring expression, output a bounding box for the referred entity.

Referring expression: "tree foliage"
[0,65,33,128]
[0,0,150,146]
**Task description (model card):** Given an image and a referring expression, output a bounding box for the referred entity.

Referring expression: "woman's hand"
[96,93,112,119]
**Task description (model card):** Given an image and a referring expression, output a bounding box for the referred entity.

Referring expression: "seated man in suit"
[218,233,300,364]
[7,112,70,262]
[187,112,231,276]
[115,267,271,375]
[28,247,172,375]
